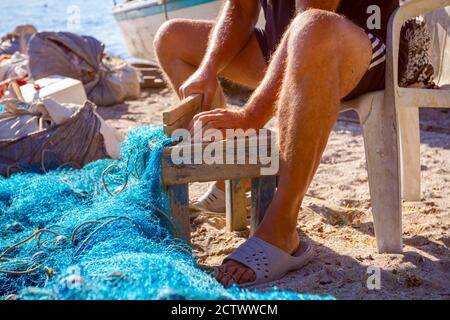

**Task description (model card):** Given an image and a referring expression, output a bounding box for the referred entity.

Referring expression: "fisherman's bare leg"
[216,10,372,286]
[154,19,266,105]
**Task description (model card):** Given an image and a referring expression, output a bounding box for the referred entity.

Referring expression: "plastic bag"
[28,32,140,106]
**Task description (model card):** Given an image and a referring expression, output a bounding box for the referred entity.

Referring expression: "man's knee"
[154,19,186,59]
[286,9,371,69]
[286,9,372,96]
[288,9,344,53]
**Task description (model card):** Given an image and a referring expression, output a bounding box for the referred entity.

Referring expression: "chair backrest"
[426,7,450,87]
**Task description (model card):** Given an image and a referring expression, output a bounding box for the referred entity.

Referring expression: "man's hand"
[188,108,257,141]
[179,1,260,110]
[179,65,219,110]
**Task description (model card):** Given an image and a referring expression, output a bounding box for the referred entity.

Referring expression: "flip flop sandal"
[224,236,314,288]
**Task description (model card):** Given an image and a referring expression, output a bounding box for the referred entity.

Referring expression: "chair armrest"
[386,0,450,89]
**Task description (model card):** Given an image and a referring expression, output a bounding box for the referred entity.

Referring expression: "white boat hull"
[113,0,223,61]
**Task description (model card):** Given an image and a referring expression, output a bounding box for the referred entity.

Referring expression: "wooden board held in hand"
[163,94,203,136]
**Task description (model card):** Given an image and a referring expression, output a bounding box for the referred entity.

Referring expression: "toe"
[224,275,234,288]
[221,273,233,287]
[216,263,231,287]
[240,269,256,284]
[215,266,225,283]
[231,267,248,284]
[217,260,256,286]
[223,262,239,287]
[224,264,237,276]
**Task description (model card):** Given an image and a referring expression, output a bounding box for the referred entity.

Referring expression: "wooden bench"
[161,94,278,243]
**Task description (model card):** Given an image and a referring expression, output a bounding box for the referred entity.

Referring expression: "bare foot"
[215,229,300,287]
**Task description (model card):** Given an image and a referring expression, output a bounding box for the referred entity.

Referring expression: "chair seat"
[340,86,450,117]
[341,91,384,111]
[340,91,385,124]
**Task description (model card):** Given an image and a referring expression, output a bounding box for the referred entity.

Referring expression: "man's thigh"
[287,10,373,99]
[168,19,267,89]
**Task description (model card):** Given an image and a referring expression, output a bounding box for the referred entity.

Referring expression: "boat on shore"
[112,0,223,62]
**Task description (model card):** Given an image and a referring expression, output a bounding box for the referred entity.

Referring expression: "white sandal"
[191,185,251,214]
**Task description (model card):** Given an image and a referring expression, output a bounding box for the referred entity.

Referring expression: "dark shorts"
[255,28,387,101]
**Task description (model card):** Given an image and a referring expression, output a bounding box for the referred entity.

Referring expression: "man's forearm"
[244,39,287,129]
[199,0,260,74]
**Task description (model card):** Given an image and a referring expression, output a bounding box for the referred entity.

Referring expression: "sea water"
[0,0,129,59]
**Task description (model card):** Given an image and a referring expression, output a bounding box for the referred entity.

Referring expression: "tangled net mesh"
[0,125,331,300]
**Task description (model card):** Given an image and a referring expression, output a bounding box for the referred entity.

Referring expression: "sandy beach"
[97,86,450,300]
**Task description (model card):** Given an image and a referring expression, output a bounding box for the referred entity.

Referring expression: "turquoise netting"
[0,125,332,300]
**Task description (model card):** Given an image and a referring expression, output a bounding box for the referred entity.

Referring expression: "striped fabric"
[368,33,386,69]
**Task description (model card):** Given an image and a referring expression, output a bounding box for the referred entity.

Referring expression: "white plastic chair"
[340,0,450,253]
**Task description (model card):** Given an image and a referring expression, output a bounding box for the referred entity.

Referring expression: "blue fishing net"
[0,125,332,300]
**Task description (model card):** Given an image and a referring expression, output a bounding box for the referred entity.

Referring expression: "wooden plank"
[250,176,277,235]
[163,94,203,136]
[166,184,191,243]
[141,76,165,89]
[225,179,247,232]
[138,68,162,78]
[131,62,159,69]
[162,135,278,185]
[163,162,268,185]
